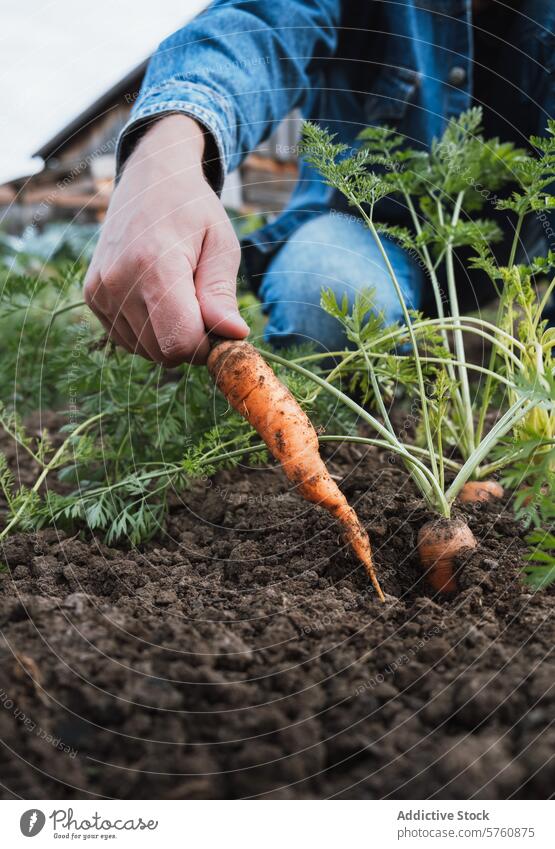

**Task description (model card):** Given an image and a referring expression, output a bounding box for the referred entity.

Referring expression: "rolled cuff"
[115,79,235,195]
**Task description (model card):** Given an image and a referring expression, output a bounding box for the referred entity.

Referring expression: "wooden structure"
[0,60,299,231]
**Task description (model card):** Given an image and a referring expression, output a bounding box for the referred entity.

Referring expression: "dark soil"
[0,442,553,799]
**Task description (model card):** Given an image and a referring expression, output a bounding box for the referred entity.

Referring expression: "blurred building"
[0,60,300,233]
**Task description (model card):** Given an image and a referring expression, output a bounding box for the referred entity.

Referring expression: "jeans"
[260,212,424,350]
[259,212,553,350]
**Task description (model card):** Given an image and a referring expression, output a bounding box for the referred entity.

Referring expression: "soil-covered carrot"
[417,517,477,594]
[207,339,385,601]
[458,481,504,504]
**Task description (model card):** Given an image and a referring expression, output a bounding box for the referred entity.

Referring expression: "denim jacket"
[116,0,555,284]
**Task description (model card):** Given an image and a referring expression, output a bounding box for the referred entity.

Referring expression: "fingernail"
[225,312,250,333]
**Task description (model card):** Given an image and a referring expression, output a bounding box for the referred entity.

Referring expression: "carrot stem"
[262,349,450,514]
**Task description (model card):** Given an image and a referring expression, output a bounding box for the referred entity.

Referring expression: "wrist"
[132,114,206,169]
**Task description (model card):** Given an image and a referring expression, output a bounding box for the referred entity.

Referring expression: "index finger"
[144,263,210,365]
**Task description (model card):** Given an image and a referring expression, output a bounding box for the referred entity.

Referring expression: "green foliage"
[499,435,555,588]
[302,109,555,562]
[2,110,554,593]
[0,265,355,546]
[320,287,392,349]
[525,528,555,590]
[431,109,526,208]
[301,122,393,211]
[496,119,555,216]
[320,287,449,404]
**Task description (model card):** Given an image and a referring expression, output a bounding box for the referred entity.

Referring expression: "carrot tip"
[208,339,386,597]
[375,583,386,603]
[365,564,386,602]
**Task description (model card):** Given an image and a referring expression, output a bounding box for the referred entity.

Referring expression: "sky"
[0,0,208,183]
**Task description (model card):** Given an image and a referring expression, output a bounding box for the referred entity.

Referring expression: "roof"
[33,58,148,162]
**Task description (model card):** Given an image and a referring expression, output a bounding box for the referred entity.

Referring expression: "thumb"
[195,224,250,338]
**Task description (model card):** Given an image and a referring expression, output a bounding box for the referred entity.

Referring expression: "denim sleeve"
[115,0,341,192]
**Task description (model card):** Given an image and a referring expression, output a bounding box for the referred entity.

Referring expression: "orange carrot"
[207,339,385,601]
[417,517,477,594]
[458,480,504,504]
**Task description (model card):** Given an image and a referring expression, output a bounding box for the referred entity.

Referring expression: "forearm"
[116,0,341,188]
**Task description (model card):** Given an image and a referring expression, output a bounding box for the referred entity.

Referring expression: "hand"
[84,114,249,365]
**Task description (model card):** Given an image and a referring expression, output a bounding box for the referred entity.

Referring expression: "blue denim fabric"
[116,0,555,343]
[259,212,426,349]
[259,210,553,349]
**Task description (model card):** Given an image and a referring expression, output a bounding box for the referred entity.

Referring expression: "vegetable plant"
[502,431,555,589]
[298,110,555,589]
[208,337,384,599]
[0,110,554,597]
[0,264,362,548]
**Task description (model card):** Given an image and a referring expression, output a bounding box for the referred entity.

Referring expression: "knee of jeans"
[262,294,350,351]
[259,215,424,347]
[259,246,351,350]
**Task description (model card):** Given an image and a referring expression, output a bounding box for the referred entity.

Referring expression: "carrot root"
[417,517,477,594]
[207,339,385,601]
[458,480,504,504]
[334,502,386,602]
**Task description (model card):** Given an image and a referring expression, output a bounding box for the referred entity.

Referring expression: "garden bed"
[1,443,553,799]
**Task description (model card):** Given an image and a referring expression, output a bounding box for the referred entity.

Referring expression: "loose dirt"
[0,443,553,799]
